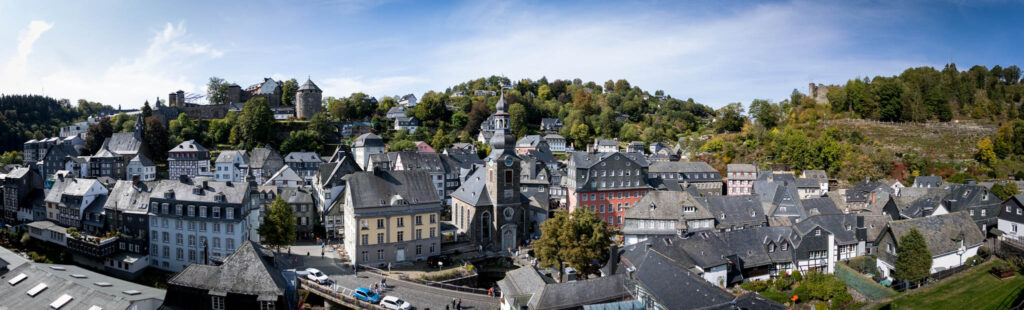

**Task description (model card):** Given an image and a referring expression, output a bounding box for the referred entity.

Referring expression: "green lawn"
[872,259,1024,310]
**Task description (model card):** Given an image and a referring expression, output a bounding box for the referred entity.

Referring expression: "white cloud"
[22,21,220,107]
[421,1,921,107]
[320,76,428,99]
[1,20,54,89]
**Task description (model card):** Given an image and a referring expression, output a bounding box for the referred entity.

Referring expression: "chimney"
[202,180,209,189]
[605,244,619,275]
[871,192,876,204]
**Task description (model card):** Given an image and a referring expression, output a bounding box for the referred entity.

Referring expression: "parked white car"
[305,268,330,284]
[380,296,412,310]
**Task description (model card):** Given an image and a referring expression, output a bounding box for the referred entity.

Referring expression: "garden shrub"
[741,280,769,292]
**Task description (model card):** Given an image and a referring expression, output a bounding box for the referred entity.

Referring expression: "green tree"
[990,183,1019,201]
[533,209,617,278]
[537,84,552,100]
[947,172,974,184]
[280,130,321,154]
[568,123,591,149]
[975,137,997,165]
[0,151,23,166]
[258,197,297,251]
[388,140,416,151]
[234,97,277,149]
[451,111,469,131]
[308,112,334,143]
[509,103,528,137]
[893,228,932,284]
[281,78,299,106]
[749,99,780,129]
[207,77,231,104]
[85,118,113,154]
[430,129,452,151]
[713,103,745,133]
[143,116,170,163]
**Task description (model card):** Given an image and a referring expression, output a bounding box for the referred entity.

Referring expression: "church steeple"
[489,88,514,151]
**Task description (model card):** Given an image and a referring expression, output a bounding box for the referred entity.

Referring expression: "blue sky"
[2,0,1023,109]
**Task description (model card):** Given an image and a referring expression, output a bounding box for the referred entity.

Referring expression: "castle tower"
[296,77,323,119]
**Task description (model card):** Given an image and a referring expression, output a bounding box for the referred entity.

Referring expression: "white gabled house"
[999,194,1024,239]
[875,211,984,279]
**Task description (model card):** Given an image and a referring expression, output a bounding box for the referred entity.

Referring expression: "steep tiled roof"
[151,177,247,204]
[102,132,143,156]
[342,170,440,209]
[215,150,248,164]
[884,211,985,256]
[249,147,284,170]
[649,161,716,174]
[167,241,284,298]
[169,139,208,153]
[103,180,154,214]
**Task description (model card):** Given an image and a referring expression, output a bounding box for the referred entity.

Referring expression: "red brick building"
[566,151,650,227]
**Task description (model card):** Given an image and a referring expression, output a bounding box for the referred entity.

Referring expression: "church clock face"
[503,207,515,220]
[504,156,514,167]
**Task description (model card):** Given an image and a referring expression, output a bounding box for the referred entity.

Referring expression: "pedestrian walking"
[451,298,456,309]
[488,287,494,297]
[457,298,462,310]
[387,262,392,274]
[446,305,450,310]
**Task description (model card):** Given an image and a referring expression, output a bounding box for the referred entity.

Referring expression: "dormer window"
[769,243,776,252]
[781,242,788,251]
[720,214,726,220]
[815,229,821,236]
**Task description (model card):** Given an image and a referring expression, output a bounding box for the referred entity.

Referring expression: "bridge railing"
[358,264,495,296]
[299,278,385,309]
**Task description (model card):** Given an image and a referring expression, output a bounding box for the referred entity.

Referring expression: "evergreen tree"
[894,228,932,285]
[143,116,170,163]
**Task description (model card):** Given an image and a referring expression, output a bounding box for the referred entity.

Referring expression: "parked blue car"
[353,287,382,303]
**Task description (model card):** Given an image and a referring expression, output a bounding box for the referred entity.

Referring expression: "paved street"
[328,272,500,310]
[279,242,499,309]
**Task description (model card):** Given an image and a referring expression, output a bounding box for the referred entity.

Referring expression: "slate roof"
[802,170,828,180]
[169,139,208,153]
[215,150,248,164]
[883,211,985,257]
[103,180,154,214]
[648,161,716,174]
[627,191,711,221]
[595,138,619,147]
[706,195,766,229]
[794,214,861,245]
[353,133,385,148]
[249,147,284,170]
[895,189,947,218]
[451,167,491,206]
[719,226,796,268]
[0,261,165,310]
[151,177,247,204]
[533,274,628,309]
[299,78,321,92]
[343,170,440,209]
[622,244,735,309]
[703,293,788,310]
[496,266,554,302]
[285,151,322,163]
[540,118,562,127]
[795,178,821,189]
[846,181,892,203]
[130,154,155,166]
[942,184,1000,213]
[862,215,889,241]
[101,132,143,156]
[516,135,545,148]
[543,134,565,141]
[569,151,649,169]
[913,175,943,188]
[281,188,314,204]
[167,241,284,299]
[727,163,757,174]
[264,166,302,185]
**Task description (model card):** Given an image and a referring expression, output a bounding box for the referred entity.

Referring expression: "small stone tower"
[296,77,323,119]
